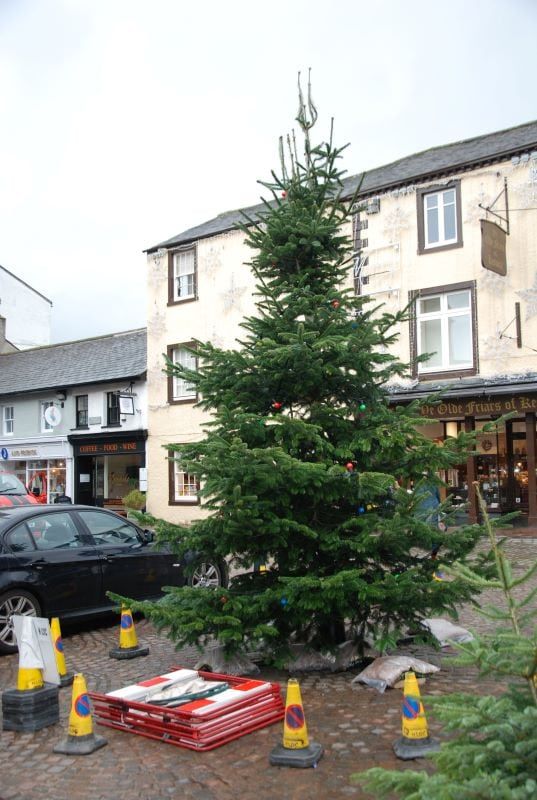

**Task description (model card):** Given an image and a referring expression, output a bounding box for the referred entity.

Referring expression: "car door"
[75,509,182,602]
[4,510,102,617]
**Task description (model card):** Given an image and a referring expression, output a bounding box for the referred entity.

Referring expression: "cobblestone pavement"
[0,537,535,800]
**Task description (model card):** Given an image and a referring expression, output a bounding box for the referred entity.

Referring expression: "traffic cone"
[53,673,107,755]
[269,678,323,768]
[2,616,59,732]
[393,671,440,759]
[109,607,149,660]
[50,618,74,687]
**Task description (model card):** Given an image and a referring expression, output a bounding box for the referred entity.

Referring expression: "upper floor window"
[417,181,462,254]
[41,401,54,432]
[414,284,475,376]
[169,453,200,505]
[167,344,197,403]
[76,395,88,428]
[168,247,197,304]
[107,392,120,426]
[2,406,14,436]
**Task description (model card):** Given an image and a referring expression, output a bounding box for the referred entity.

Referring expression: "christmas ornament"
[281,191,287,198]
[357,506,365,515]
[280,597,288,607]
[272,401,283,411]
[351,322,358,329]
[359,403,366,412]
[220,596,228,605]
[346,462,354,472]
[331,300,340,309]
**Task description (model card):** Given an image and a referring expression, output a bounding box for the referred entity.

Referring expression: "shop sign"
[420,395,537,420]
[75,440,144,456]
[481,219,507,275]
[8,448,39,458]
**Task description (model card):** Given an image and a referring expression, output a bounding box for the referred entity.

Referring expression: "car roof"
[0,505,124,532]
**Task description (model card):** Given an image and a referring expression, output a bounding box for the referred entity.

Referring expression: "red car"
[0,472,39,507]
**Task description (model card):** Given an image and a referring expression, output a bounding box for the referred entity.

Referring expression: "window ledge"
[70,426,90,431]
[101,425,122,429]
[167,296,198,307]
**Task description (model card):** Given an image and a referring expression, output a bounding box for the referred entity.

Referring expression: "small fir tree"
[357,485,537,799]
[122,77,491,663]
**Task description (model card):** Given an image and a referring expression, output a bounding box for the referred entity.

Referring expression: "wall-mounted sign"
[1,448,8,460]
[44,406,62,428]
[89,416,102,425]
[119,395,135,415]
[481,219,507,275]
[9,448,38,458]
[79,474,91,483]
[420,394,537,420]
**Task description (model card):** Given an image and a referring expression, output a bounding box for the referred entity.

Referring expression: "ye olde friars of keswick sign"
[419,395,537,420]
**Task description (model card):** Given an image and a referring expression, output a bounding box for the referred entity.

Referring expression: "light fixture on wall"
[56,390,67,408]
[445,421,458,438]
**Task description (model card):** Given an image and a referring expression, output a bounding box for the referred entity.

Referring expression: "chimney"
[0,315,18,354]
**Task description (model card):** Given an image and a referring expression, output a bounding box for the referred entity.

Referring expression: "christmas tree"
[357,486,537,799]
[123,77,491,664]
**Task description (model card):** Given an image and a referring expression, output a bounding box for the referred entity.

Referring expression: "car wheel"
[188,559,228,589]
[0,590,42,655]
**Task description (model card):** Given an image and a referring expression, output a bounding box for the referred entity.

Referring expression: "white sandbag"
[351,655,440,693]
[421,617,474,646]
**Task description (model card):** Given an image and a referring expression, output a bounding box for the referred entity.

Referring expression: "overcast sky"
[1,0,536,343]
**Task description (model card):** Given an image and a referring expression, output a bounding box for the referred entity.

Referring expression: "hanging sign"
[119,395,135,415]
[44,405,62,427]
[481,219,507,275]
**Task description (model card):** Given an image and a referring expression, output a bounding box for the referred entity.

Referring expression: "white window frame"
[417,289,473,374]
[172,346,197,401]
[174,463,199,504]
[41,401,54,432]
[173,248,196,301]
[3,406,14,436]
[423,187,458,249]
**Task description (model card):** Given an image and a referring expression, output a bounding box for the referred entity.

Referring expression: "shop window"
[169,454,200,505]
[41,401,54,432]
[76,395,88,428]
[167,343,197,403]
[411,282,477,378]
[416,181,462,254]
[168,247,197,304]
[2,406,14,435]
[106,392,120,426]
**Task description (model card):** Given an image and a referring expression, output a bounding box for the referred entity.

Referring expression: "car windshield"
[0,472,27,496]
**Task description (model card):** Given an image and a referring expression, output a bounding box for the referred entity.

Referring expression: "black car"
[0,505,228,654]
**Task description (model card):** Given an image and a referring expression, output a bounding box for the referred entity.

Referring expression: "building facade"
[145,120,537,524]
[0,329,147,511]
[0,265,52,349]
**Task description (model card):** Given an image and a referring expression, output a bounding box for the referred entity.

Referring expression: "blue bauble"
[280,597,288,607]
[357,506,365,514]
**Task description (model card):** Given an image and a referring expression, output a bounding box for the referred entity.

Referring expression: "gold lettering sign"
[481,219,507,276]
[419,395,537,419]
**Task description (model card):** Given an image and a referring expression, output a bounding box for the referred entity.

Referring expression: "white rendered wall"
[0,267,52,349]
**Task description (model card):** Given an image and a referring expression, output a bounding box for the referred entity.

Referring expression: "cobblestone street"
[1,537,535,800]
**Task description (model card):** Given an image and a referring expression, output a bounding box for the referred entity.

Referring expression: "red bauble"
[346,462,354,472]
[220,596,228,604]
[282,191,287,198]
[272,401,282,410]
[331,300,340,309]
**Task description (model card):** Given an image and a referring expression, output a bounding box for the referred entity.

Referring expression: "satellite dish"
[44,405,62,428]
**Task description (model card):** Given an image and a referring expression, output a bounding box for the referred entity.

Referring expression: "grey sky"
[1,0,535,343]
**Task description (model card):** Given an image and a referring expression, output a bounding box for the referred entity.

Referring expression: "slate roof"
[0,328,146,397]
[146,119,537,254]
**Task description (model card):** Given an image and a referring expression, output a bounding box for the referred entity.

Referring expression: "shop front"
[0,439,72,503]
[414,392,537,523]
[68,431,147,513]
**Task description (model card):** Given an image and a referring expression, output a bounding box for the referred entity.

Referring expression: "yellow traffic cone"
[269,678,323,768]
[109,607,149,660]
[53,673,107,755]
[50,618,74,687]
[2,616,59,731]
[393,671,440,759]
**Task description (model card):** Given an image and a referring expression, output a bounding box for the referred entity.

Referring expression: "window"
[413,283,476,376]
[26,513,83,549]
[167,343,197,403]
[77,510,141,545]
[169,455,200,505]
[76,395,88,428]
[417,181,462,253]
[168,247,197,303]
[106,392,120,426]
[41,401,54,432]
[3,406,14,436]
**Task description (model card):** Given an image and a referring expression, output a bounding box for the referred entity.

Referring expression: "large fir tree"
[125,78,491,664]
